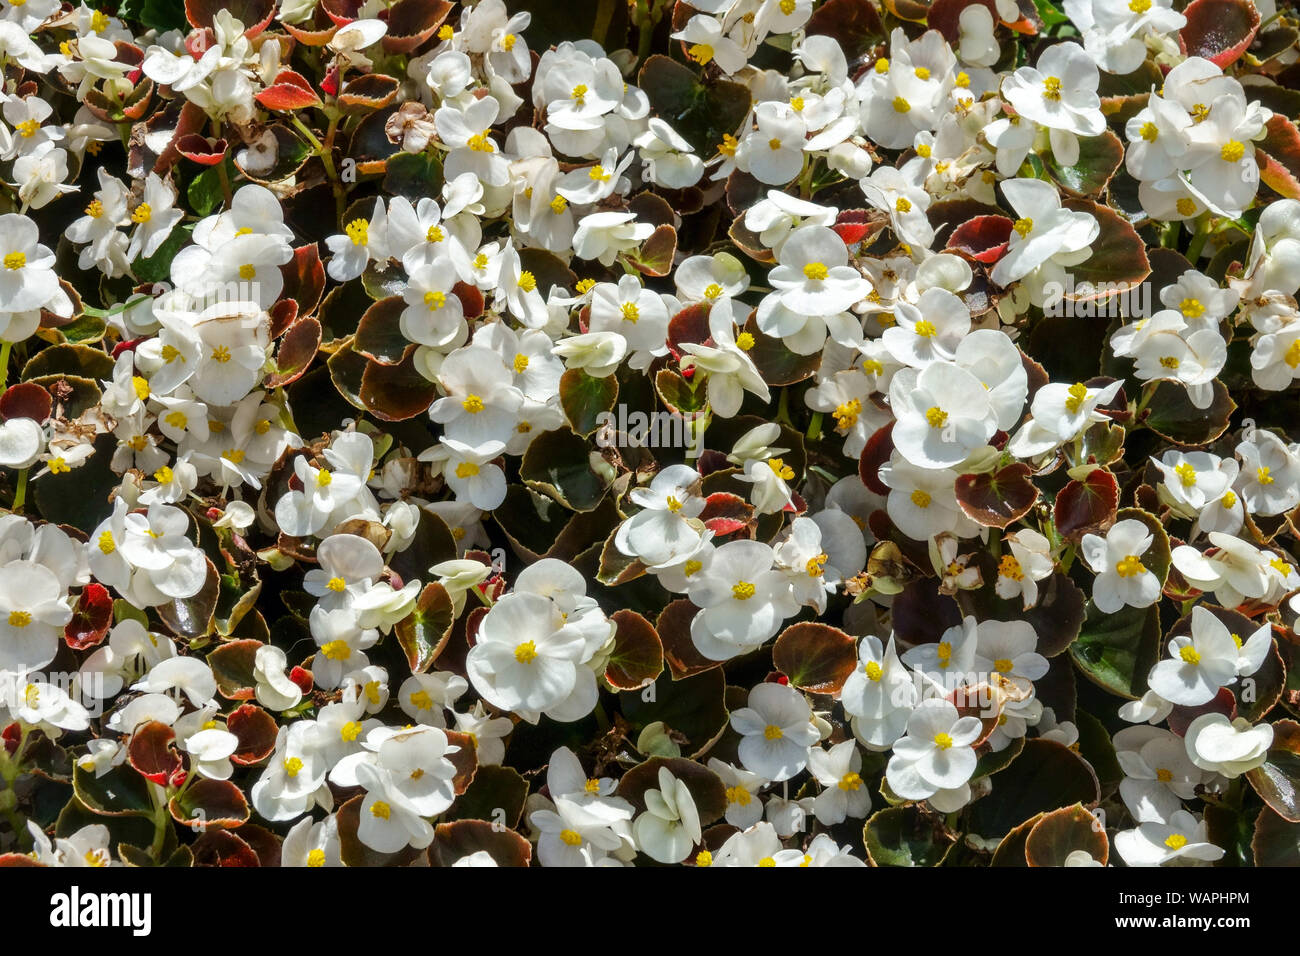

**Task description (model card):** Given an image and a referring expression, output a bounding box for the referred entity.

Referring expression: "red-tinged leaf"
[1061,199,1150,297]
[1053,468,1119,541]
[606,609,664,691]
[208,639,263,700]
[339,74,401,112]
[1247,719,1300,823]
[1025,803,1109,866]
[128,720,182,785]
[698,492,754,537]
[805,0,886,60]
[947,215,1013,264]
[630,224,677,277]
[773,621,858,696]
[360,351,439,421]
[65,583,113,650]
[265,318,321,388]
[354,296,410,365]
[452,281,484,319]
[321,0,365,25]
[1179,0,1261,68]
[431,819,532,867]
[1257,115,1300,201]
[186,0,276,34]
[170,777,250,829]
[859,422,894,495]
[658,598,719,680]
[832,209,883,246]
[268,299,298,338]
[559,368,618,436]
[395,582,455,674]
[667,302,713,355]
[1167,686,1237,737]
[175,133,228,166]
[0,381,51,423]
[191,829,260,867]
[383,0,454,53]
[927,0,1000,43]
[281,245,326,319]
[256,69,322,110]
[227,704,278,765]
[954,463,1037,528]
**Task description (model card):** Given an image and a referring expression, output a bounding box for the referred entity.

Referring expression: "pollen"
[1175,462,1197,486]
[49,457,69,474]
[687,43,714,65]
[462,393,485,414]
[85,199,104,218]
[501,32,516,50]
[911,489,932,508]
[8,610,31,628]
[283,756,303,778]
[684,559,703,576]
[514,640,538,663]
[97,531,115,554]
[726,785,752,806]
[718,134,739,157]
[1042,76,1062,101]
[993,658,1014,674]
[1164,833,1187,850]
[768,137,783,150]
[1220,140,1245,163]
[518,270,537,293]
[924,404,950,429]
[1115,554,1146,577]
[802,260,830,282]
[571,83,588,106]
[875,57,889,74]
[438,24,454,40]
[666,494,683,513]
[1158,355,1180,369]
[620,301,640,323]
[3,251,25,270]
[345,219,369,245]
[153,466,173,484]
[327,576,347,592]
[955,72,970,88]
[426,225,445,243]
[239,264,256,280]
[1129,0,1151,10]
[1286,339,1300,368]
[307,849,326,867]
[999,554,1024,581]
[732,580,757,600]
[1258,465,1274,485]
[914,319,937,338]
[223,448,245,464]
[895,196,912,214]
[131,202,152,224]
[1064,381,1089,414]
[370,801,391,820]
[768,457,795,480]
[467,131,495,153]
[790,96,805,112]
[833,398,861,431]
[1156,767,1173,782]
[1222,490,1238,509]
[560,829,583,846]
[549,194,568,214]
[806,553,828,577]
[736,331,756,350]
[1140,122,1159,142]
[864,660,883,681]
[839,772,863,791]
[780,0,796,12]
[341,720,363,742]
[936,641,952,665]
[410,689,434,710]
[165,411,188,429]
[513,353,530,373]
[893,96,911,113]
[424,289,446,310]
[763,724,784,740]
[320,639,351,661]
[132,375,151,400]
[211,344,232,363]
[1013,217,1034,238]
[933,732,953,750]
[1176,198,1197,216]
[455,462,480,479]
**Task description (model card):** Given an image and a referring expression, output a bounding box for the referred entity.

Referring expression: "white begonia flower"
[990,178,1100,304]
[768,224,871,318]
[687,540,799,660]
[282,815,342,868]
[132,656,218,708]
[708,758,768,829]
[729,681,820,781]
[572,211,654,266]
[807,739,872,825]
[1114,809,1225,867]
[633,767,702,864]
[995,528,1055,609]
[254,644,304,712]
[1006,378,1122,458]
[842,635,917,750]
[452,702,514,767]
[10,679,90,734]
[1184,713,1273,779]
[1170,533,1273,610]
[1147,606,1251,706]
[182,728,239,780]
[637,118,704,189]
[885,698,983,802]
[398,672,468,728]
[678,298,771,417]
[903,615,980,690]
[888,360,997,470]
[999,41,1105,166]
[1080,519,1161,613]
[0,416,44,469]
[880,457,973,540]
[614,464,708,569]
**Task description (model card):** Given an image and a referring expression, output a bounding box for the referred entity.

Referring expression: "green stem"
[11,467,27,512]
[148,782,170,861]
[592,0,616,46]
[0,340,11,392]
[289,114,324,154]
[805,411,823,442]
[1186,214,1213,262]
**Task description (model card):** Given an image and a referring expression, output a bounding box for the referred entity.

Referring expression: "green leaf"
[863,806,956,866]
[1070,601,1161,699]
[559,369,617,436]
[131,223,192,284]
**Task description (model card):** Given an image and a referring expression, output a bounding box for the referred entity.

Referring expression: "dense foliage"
[1,0,1300,869]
